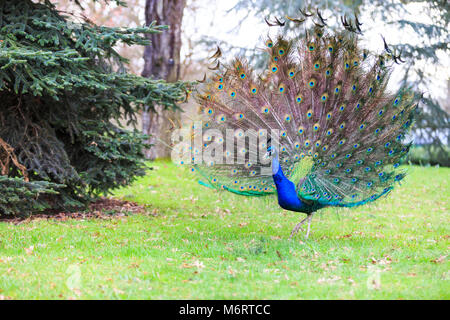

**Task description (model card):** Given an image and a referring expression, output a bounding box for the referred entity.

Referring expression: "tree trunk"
[142,0,186,159]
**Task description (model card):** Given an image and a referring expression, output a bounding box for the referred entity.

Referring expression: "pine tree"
[0,0,189,215]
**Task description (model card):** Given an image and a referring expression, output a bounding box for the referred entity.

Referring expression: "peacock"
[175,10,420,239]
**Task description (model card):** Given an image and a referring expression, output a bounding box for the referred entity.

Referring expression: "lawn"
[0,161,448,299]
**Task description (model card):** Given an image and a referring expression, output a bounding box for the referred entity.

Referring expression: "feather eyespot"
[217,84,224,90]
[308,43,315,51]
[320,93,328,102]
[229,90,236,97]
[359,124,365,130]
[338,139,346,145]
[278,48,285,56]
[326,112,332,120]
[273,56,278,62]
[304,140,311,147]
[378,109,384,116]
[288,69,295,78]
[270,64,278,73]
[278,83,286,93]
[325,68,332,77]
[352,84,357,91]
[250,86,258,94]
[306,109,313,118]
[295,94,303,103]
[327,45,334,53]
[393,97,400,106]
[240,73,246,79]
[294,142,300,149]
[315,140,321,147]
[266,40,273,48]
[284,114,291,122]
[339,104,345,112]
[322,145,328,151]
[280,131,287,138]
[368,87,373,93]
[205,108,214,115]
[217,114,226,123]
[334,85,341,94]
[313,123,320,131]
[355,102,361,109]
[326,129,333,135]
[353,59,358,66]
[298,126,305,135]
[339,122,345,130]
[314,61,321,70]
[308,79,316,88]
[234,113,244,120]
[344,61,350,69]
[261,106,270,114]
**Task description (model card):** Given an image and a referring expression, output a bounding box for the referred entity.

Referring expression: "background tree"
[0,0,188,215]
[141,0,187,159]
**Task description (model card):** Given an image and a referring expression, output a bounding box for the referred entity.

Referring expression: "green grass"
[0,161,448,299]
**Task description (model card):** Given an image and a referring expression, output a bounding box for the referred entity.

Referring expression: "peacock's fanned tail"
[186,14,420,208]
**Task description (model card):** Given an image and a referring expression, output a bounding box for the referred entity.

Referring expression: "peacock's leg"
[289,215,310,239]
[305,214,314,239]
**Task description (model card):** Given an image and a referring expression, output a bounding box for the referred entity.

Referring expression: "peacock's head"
[264,137,279,160]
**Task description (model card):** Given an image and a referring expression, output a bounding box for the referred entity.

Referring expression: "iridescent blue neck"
[271,153,316,213]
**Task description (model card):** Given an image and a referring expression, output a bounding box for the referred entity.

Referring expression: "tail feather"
[183,13,419,207]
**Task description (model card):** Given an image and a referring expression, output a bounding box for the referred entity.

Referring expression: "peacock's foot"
[289,214,313,240]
